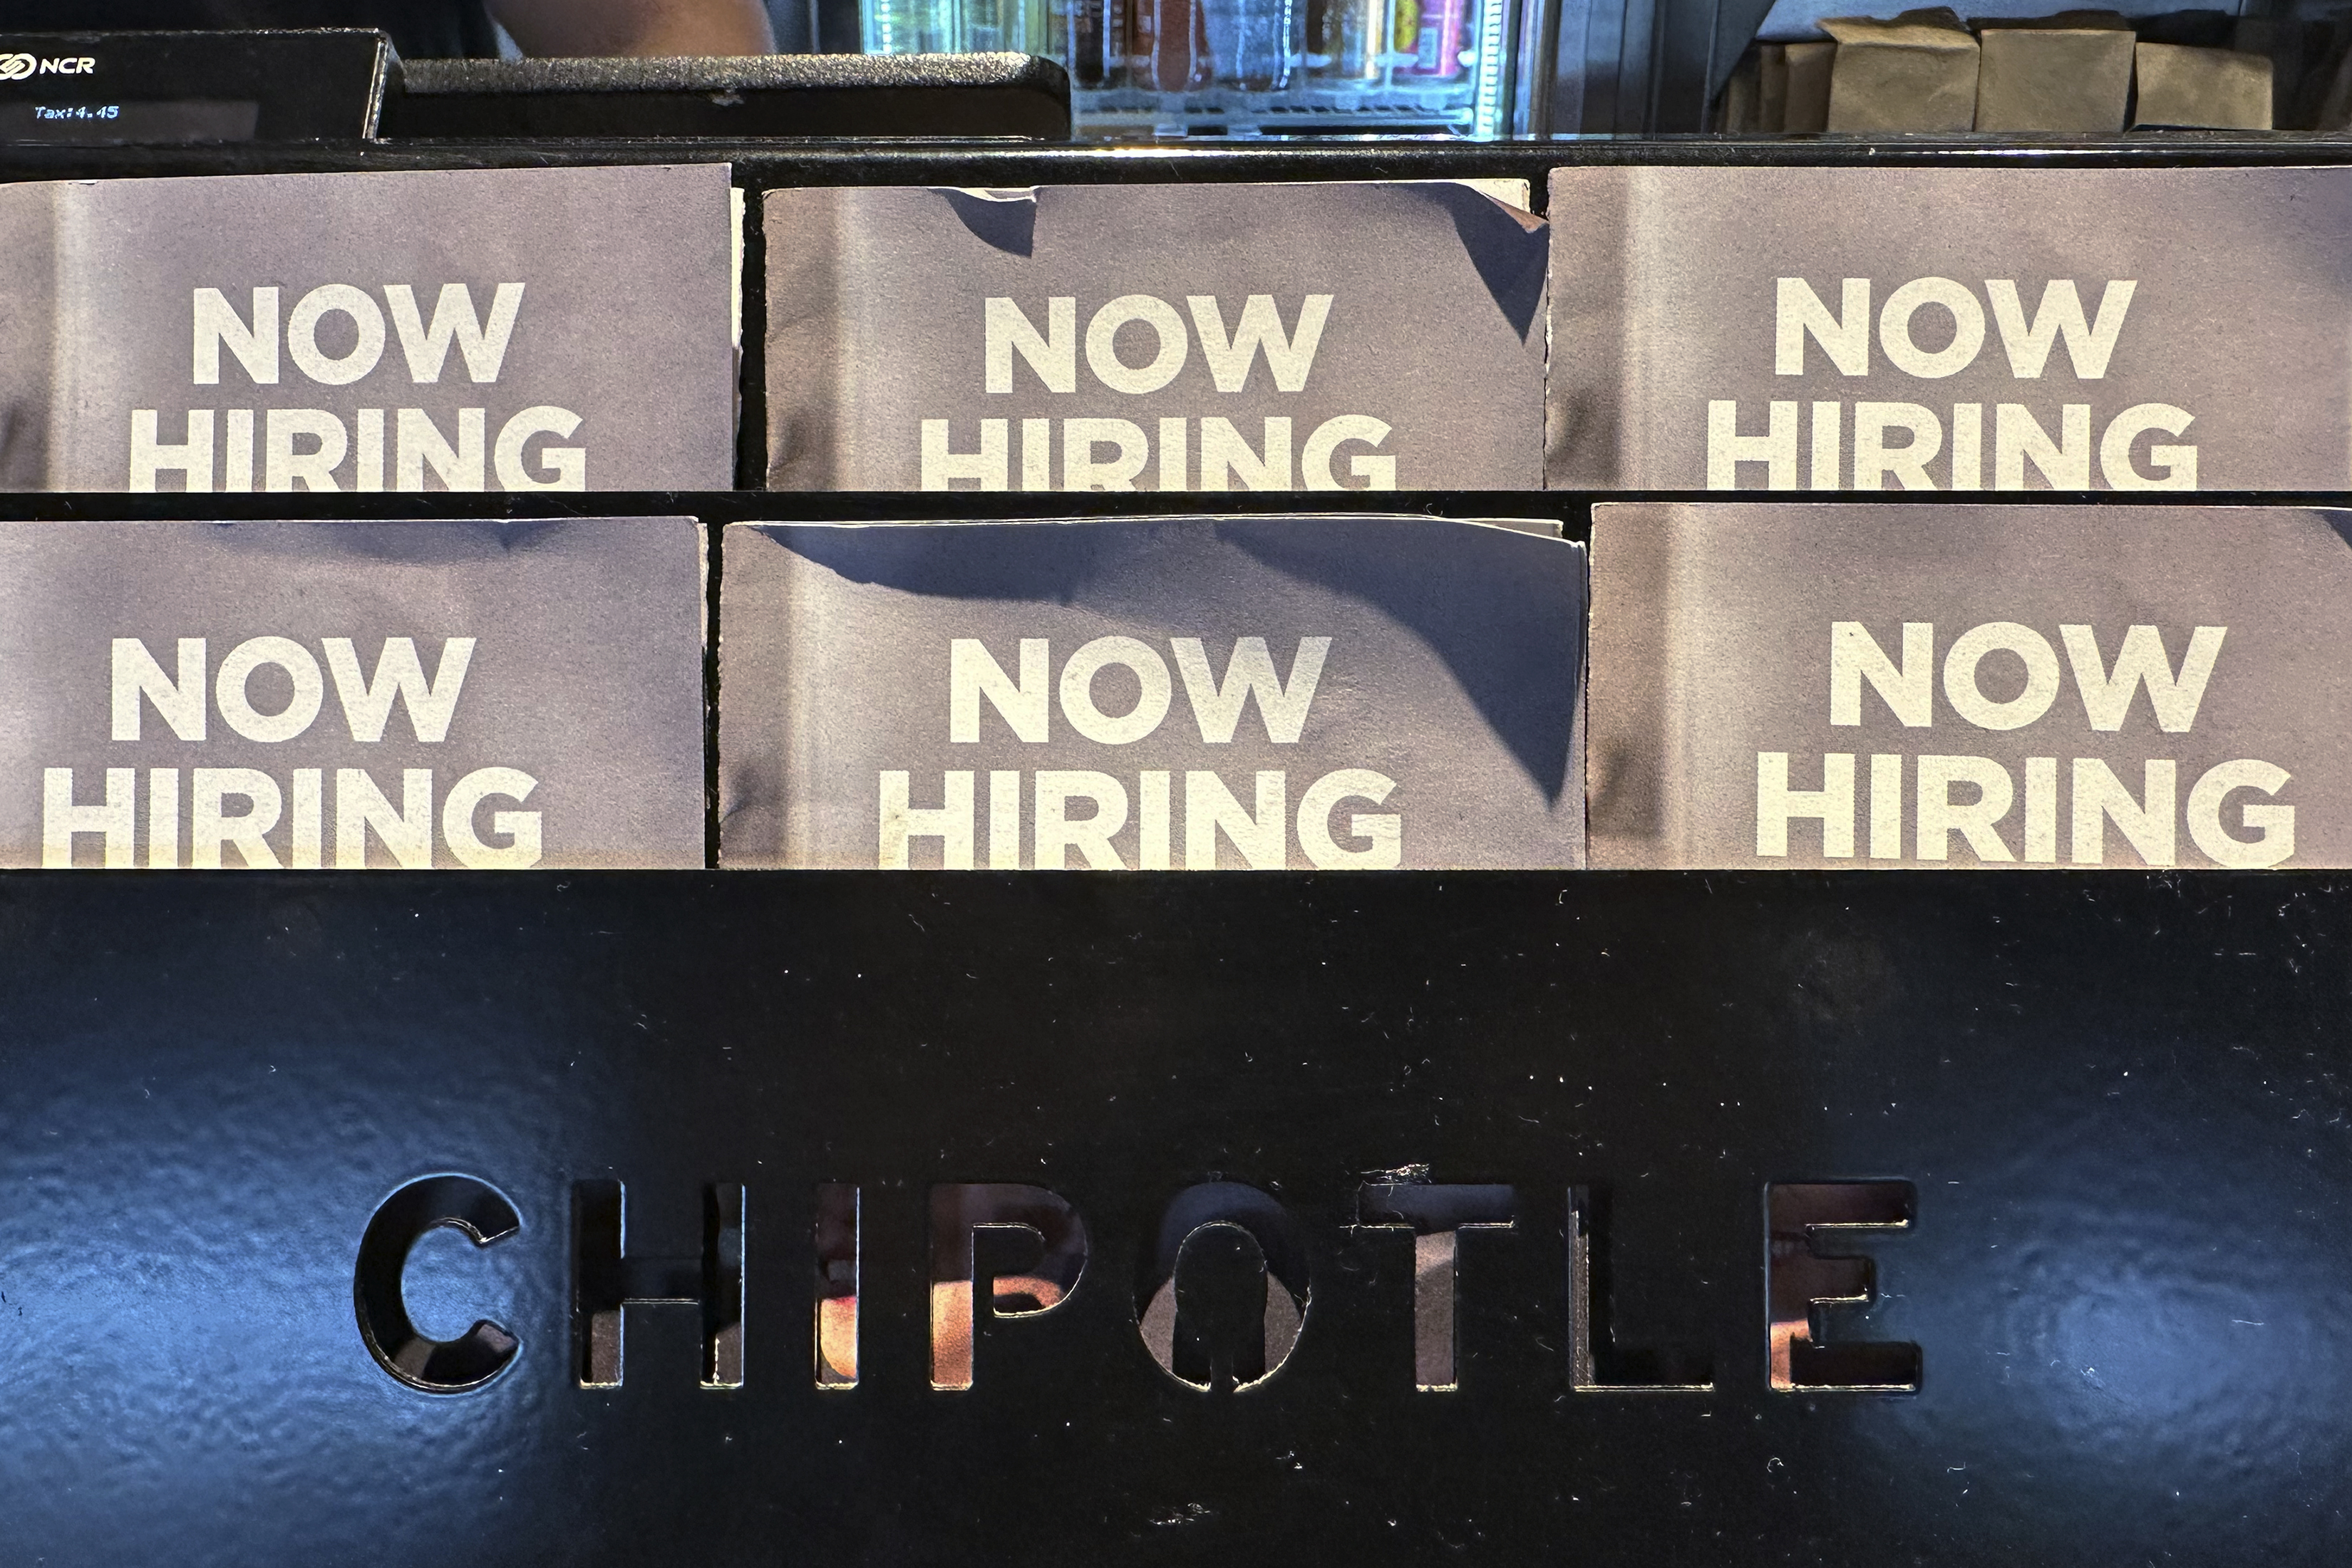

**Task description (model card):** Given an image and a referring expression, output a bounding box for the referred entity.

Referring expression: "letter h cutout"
[573,1180,746,1388]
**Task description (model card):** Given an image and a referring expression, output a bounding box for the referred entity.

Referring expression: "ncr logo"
[0,54,98,81]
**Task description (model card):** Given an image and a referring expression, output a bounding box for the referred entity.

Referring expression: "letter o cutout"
[1136,1182,1311,1393]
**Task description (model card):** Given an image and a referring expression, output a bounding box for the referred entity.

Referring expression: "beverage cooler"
[850,0,1558,133]
[11,17,2352,1568]
[828,0,2352,132]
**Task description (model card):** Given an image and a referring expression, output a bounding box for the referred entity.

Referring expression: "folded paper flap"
[1221,519,1582,800]
[1822,6,1976,47]
[928,180,1545,337]
[1445,178,1541,215]
[192,515,602,565]
[1979,27,2135,46]
[1973,8,2131,26]
[1822,24,1977,50]
[939,187,1040,256]
[1404,180,1548,341]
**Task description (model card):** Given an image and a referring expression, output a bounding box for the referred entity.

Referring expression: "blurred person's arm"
[489,0,777,55]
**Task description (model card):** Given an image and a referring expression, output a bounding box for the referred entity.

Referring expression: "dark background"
[0,870,2345,1565]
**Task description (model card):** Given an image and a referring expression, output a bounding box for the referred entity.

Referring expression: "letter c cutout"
[354,1174,523,1393]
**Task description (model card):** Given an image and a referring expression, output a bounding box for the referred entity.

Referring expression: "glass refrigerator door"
[853,0,1555,136]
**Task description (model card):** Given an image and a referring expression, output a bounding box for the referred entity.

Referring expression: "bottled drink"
[1132,0,1213,90]
[1398,0,1467,78]
[1306,0,1381,79]
[862,0,1049,55]
[1053,0,1129,87]
[1205,0,1299,88]
[962,0,1052,53]
[862,0,945,54]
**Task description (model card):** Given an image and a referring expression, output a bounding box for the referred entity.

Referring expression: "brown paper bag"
[1757,43,1790,129]
[1784,40,1836,130]
[1718,49,1763,130]
[1974,27,2135,131]
[2132,41,2273,128]
[2311,30,2352,130]
[2232,17,2318,125]
[1822,9,1980,132]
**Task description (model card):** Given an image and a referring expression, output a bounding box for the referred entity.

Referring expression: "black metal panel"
[0,870,2343,1564]
[12,134,2352,192]
[386,54,1073,142]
